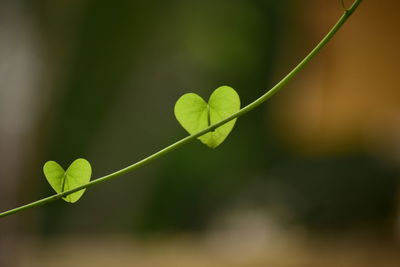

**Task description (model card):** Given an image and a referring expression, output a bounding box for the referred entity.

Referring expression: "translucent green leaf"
[43,158,92,203]
[174,85,240,148]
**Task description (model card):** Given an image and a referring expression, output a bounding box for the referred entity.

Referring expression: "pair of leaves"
[43,159,91,203]
[43,85,240,203]
[174,85,240,148]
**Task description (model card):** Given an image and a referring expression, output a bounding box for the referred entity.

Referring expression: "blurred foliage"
[16,0,398,237]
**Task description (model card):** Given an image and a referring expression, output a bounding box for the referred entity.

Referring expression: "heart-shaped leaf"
[174,85,240,148]
[43,158,92,203]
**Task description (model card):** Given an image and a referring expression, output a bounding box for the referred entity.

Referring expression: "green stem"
[0,0,363,218]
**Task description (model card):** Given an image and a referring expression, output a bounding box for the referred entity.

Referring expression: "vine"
[0,0,363,218]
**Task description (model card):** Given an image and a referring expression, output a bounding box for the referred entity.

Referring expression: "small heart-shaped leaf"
[43,158,92,203]
[174,85,240,148]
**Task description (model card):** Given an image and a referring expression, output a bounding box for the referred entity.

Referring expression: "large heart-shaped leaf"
[174,85,240,148]
[43,158,92,203]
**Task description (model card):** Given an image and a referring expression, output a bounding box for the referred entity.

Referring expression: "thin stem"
[341,0,348,11]
[0,0,363,218]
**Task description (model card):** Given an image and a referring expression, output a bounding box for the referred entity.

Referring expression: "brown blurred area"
[1,0,400,266]
[273,0,400,158]
[13,235,400,267]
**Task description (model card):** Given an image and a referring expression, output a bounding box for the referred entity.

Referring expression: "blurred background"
[1,0,400,266]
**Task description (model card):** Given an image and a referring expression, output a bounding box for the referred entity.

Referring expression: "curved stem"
[0,0,363,218]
